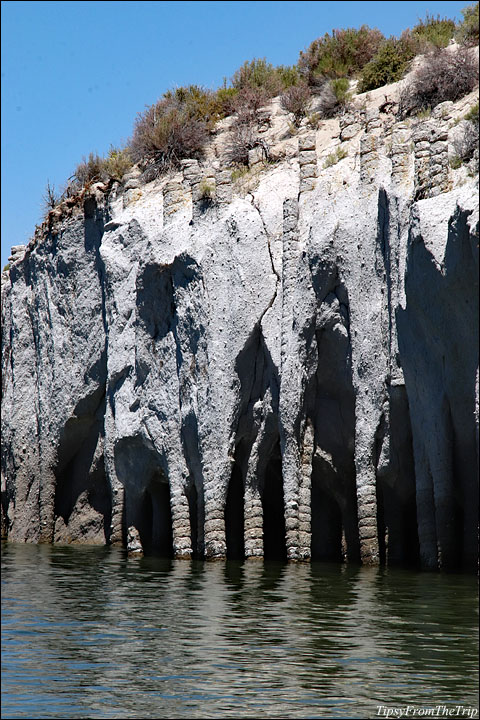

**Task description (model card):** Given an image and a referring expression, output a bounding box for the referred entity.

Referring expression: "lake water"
[1,543,478,719]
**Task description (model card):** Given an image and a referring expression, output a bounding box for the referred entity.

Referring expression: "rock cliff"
[1,80,478,570]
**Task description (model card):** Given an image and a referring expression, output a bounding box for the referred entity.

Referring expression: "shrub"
[163,85,224,127]
[198,179,215,200]
[318,77,352,117]
[232,86,269,124]
[229,121,258,165]
[276,64,301,88]
[452,105,479,169]
[104,146,133,181]
[42,181,60,212]
[130,93,209,170]
[228,86,271,165]
[214,86,239,115]
[358,36,416,92]
[399,46,479,117]
[465,102,479,122]
[298,26,384,85]
[281,83,312,125]
[231,164,249,181]
[231,58,284,97]
[307,112,321,129]
[411,13,456,49]
[449,155,463,169]
[74,153,108,186]
[455,2,479,46]
[323,146,348,168]
[3,263,11,273]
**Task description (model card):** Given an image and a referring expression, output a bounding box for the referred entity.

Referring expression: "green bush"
[411,13,456,49]
[358,36,416,92]
[198,179,215,200]
[163,85,225,127]
[276,64,301,88]
[298,25,384,85]
[3,263,11,273]
[455,2,479,46]
[465,102,479,122]
[449,155,463,169]
[331,77,351,103]
[323,146,348,168]
[214,86,239,115]
[231,58,284,97]
[74,153,108,186]
[318,77,352,117]
[104,146,133,181]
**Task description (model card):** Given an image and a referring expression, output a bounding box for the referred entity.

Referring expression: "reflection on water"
[1,543,478,719]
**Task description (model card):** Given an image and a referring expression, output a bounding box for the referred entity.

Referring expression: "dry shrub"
[280,83,312,125]
[399,47,479,117]
[130,93,209,170]
[74,153,108,186]
[42,181,60,212]
[229,87,271,165]
[318,78,352,118]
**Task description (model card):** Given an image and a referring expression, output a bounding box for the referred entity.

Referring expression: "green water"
[1,543,478,719]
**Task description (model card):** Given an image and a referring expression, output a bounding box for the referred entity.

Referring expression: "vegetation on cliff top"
[43,3,478,215]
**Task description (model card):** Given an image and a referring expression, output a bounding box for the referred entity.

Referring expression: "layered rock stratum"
[1,73,478,570]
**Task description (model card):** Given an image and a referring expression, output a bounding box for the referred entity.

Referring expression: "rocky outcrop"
[1,89,478,571]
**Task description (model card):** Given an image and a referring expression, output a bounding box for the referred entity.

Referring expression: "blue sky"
[1,0,470,268]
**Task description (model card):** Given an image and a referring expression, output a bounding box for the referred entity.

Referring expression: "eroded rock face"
[2,102,478,571]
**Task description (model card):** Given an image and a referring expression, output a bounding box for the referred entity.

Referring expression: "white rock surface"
[1,84,478,570]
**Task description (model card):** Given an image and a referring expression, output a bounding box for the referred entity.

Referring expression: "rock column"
[170,484,193,558]
[360,109,383,184]
[163,181,186,225]
[215,169,233,206]
[298,135,317,193]
[413,122,450,199]
[280,198,302,560]
[298,421,314,560]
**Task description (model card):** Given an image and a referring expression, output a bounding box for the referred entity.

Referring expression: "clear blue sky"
[1,0,470,268]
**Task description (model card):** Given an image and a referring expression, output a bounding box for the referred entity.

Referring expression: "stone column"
[215,169,233,206]
[340,111,362,141]
[170,484,193,558]
[390,123,412,188]
[244,484,263,558]
[298,421,314,560]
[413,122,450,200]
[163,181,186,225]
[280,197,302,560]
[298,135,317,194]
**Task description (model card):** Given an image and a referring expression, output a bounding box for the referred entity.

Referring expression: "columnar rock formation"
[1,88,478,571]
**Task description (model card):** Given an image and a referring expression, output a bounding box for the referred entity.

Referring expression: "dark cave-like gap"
[310,457,343,562]
[376,480,420,568]
[225,460,245,560]
[139,472,173,558]
[262,440,287,561]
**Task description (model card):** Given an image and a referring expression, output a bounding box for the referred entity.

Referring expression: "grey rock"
[1,102,478,574]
